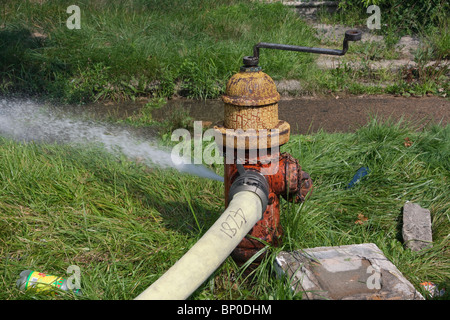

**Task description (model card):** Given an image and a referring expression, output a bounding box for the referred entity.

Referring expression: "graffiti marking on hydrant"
[220,208,247,239]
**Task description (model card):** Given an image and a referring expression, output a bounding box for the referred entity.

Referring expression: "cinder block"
[274,243,424,300]
[402,202,433,251]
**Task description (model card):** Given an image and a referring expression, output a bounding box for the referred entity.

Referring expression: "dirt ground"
[278,95,449,134]
[155,95,449,134]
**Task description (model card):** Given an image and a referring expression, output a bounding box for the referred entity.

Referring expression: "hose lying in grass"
[134,191,263,300]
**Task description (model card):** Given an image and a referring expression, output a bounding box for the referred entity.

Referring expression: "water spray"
[0,99,223,182]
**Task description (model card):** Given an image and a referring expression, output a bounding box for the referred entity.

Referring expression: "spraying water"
[0,99,224,182]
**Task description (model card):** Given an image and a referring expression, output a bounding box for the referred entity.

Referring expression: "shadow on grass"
[0,26,66,96]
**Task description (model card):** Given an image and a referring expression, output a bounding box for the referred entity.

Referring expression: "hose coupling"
[228,164,270,215]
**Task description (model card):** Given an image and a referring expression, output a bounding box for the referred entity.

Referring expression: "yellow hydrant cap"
[222,69,280,107]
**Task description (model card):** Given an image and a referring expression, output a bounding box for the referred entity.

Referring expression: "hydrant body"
[214,64,312,265]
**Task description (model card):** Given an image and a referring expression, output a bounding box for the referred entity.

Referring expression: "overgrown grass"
[321,0,449,40]
[316,0,449,97]
[0,117,448,300]
[0,0,318,102]
[1,0,448,102]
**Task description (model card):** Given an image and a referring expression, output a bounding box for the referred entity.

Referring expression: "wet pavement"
[153,95,449,134]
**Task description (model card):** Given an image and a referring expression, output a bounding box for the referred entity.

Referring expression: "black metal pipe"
[253,41,348,58]
[246,29,362,66]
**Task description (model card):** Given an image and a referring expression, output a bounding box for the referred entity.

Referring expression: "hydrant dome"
[222,70,280,106]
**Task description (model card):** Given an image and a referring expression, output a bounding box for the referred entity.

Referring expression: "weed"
[178,59,222,99]
[60,62,112,104]
[123,97,166,127]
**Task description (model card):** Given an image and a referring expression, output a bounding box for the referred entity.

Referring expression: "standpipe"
[214,29,361,265]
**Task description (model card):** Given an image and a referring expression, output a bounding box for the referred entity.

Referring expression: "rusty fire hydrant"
[213,59,313,265]
[214,30,361,266]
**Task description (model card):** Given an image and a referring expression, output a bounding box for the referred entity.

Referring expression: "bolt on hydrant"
[214,30,362,266]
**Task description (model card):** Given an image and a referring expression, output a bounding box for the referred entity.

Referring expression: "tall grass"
[0,0,318,102]
[0,137,224,299]
[0,117,448,299]
[280,118,449,297]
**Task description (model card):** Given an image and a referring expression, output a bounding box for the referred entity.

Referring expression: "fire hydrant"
[214,30,361,265]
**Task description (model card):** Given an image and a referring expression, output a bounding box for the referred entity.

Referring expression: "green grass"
[0,0,319,102]
[0,117,448,300]
[316,0,449,97]
[2,0,447,103]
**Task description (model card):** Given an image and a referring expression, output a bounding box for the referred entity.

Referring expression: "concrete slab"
[274,243,424,300]
[402,202,433,252]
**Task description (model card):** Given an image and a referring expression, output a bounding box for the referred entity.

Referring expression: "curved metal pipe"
[245,29,362,66]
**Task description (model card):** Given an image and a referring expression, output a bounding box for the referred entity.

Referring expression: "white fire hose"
[135,168,269,300]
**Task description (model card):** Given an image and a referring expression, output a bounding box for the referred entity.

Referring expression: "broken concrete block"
[402,202,433,251]
[274,243,424,300]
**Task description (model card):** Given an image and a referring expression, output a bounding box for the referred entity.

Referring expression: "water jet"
[0,99,222,182]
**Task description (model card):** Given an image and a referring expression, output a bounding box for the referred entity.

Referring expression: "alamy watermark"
[66,265,81,290]
[66,5,81,30]
[170,121,281,175]
[367,5,381,30]
[366,265,382,290]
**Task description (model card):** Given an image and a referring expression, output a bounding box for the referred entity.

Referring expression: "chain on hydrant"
[214,29,361,266]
